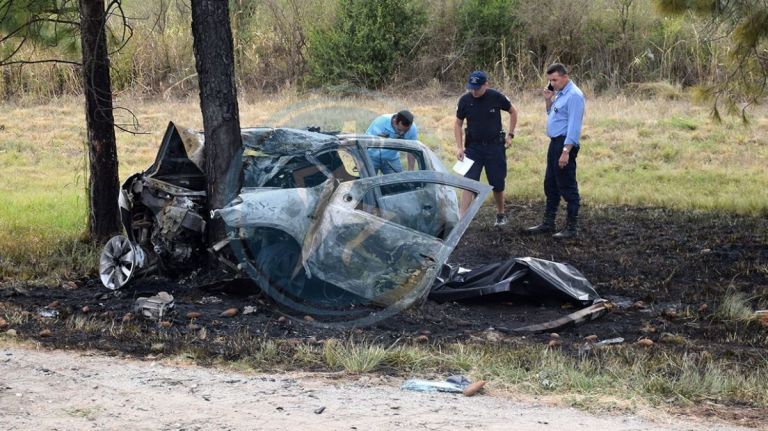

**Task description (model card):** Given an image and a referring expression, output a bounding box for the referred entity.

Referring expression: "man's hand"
[504,134,513,148]
[558,151,569,169]
[456,148,464,161]
[543,88,554,103]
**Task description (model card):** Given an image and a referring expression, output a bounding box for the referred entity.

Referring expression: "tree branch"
[1,58,81,66]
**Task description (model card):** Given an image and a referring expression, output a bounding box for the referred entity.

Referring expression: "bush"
[456,0,520,72]
[306,0,426,88]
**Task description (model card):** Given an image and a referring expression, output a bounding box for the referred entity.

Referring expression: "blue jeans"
[544,136,580,219]
[368,149,403,174]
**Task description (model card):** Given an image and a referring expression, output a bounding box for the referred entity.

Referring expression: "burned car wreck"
[99,122,491,321]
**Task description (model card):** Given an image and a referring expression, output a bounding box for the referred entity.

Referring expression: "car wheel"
[254,242,305,295]
[99,235,141,290]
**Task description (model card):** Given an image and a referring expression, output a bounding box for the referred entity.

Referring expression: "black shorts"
[464,143,507,192]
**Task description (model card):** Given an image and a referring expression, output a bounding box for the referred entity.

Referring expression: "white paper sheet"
[452,157,474,176]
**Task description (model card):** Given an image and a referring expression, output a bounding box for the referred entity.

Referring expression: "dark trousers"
[544,136,580,219]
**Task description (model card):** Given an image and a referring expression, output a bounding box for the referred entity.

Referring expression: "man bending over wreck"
[365,110,419,174]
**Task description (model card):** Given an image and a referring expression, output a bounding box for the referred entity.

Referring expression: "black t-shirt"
[456,89,512,143]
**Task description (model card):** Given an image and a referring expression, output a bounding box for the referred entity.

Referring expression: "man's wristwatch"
[562,147,570,153]
[507,132,515,138]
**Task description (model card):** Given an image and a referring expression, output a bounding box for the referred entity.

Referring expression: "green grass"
[192,337,768,410]
[1,92,767,281]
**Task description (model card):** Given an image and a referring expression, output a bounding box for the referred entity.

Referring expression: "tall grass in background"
[0,0,734,100]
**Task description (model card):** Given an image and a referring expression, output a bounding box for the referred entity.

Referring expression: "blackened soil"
[2,202,767,361]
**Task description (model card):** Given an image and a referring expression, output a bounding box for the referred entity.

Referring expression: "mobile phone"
[547,83,554,91]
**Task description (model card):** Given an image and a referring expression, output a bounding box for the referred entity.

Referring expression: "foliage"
[656,0,768,119]
[456,0,520,73]
[305,0,426,88]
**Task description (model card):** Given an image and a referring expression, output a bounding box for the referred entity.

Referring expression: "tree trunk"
[79,0,120,243]
[191,0,242,244]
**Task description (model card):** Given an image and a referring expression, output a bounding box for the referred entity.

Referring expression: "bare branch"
[0,17,80,45]
[112,106,150,135]
[0,35,27,65]
[1,58,81,66]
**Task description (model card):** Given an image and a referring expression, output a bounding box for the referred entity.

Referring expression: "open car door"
[304,171,491,308]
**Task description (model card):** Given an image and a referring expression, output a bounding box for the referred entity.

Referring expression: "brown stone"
[547,339,561,348]
[220,308,238,318]
[81,306,90,314]
[303,315,315,322]
[39,329,52,337]
[6,329,17,337]
[47,300,60,309]
[463,380,486,397]
[65,281,78,290]
[186,311,202,320]
[0,318,8,330]
[637,338,654,348]
[584,334,598,342]
[549,333,560,339]
[415,335,429,343]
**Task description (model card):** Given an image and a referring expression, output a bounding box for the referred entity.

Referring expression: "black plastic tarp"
[429,257,601,305]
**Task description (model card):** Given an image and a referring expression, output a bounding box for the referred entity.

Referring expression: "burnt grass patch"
[2,202,767,398]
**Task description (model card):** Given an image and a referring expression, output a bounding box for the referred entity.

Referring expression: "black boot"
[553,216,578,239]
[525,212,556,234]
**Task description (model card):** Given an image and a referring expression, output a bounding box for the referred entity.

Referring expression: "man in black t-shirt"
[454,71,518,226]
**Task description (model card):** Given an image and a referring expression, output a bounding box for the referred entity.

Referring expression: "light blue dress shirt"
[365,114,419,173]
[546,81,585,147]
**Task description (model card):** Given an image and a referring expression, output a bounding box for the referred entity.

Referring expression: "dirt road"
[0,345,751,431]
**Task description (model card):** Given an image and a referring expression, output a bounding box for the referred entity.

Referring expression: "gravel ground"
[0,345,755,431]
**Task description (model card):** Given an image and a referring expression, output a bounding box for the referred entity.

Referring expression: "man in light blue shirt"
[526,63,585,239]
[365,110,418,174]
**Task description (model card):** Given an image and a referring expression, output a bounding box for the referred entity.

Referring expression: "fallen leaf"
[303,315,315,322]
[186,311,202,320]
[584,334,598,342]
[463,380,486,397]
[0,318,8,329]
[220,308,238,318]
[547,339,561,348]
[637,338,654,348]
[39,329,52,338]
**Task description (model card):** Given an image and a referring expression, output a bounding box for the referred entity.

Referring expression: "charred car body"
[100,123,490,319]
